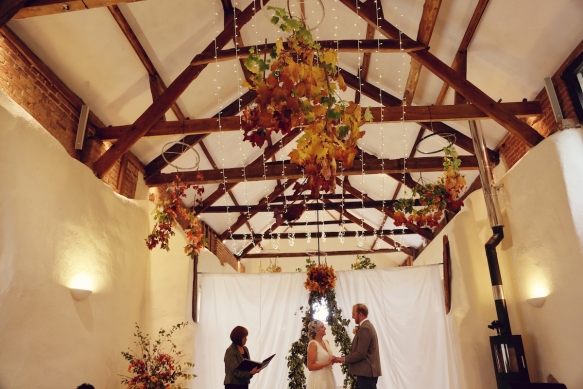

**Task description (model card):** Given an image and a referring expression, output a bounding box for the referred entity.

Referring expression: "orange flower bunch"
[394,146,466,228]
[304,263,337,293]
[121,323,195,389]
[146,174,207,258]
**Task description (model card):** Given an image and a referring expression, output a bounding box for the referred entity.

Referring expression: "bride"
[306,320,337,389]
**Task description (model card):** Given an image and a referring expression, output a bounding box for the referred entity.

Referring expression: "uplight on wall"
[70,273,93,301]
[526,284,549,308]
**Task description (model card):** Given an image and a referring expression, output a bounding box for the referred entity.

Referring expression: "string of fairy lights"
[199,0,416,257]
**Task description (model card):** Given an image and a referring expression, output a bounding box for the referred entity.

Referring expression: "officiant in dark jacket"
[224,326,262,389]
[336,304,382,389]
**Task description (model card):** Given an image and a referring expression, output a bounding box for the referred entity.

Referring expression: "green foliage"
[286,289,356,389]
[351,255,377,270]
[296,257,317,272]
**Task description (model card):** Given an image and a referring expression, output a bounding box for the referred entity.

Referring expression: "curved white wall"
[0,91,150,388]
[416,128,583,388]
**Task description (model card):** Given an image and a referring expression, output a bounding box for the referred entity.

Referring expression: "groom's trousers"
[356,376,378,389]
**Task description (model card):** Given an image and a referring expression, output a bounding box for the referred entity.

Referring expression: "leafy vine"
[288,260,356,389]
[242,7,372,195]
[393,145,467,228]
[351,255,377,270]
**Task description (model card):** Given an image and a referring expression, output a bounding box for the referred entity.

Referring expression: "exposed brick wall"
[0,27,138,198]
[497,59,581,170]
[0,33,79,157]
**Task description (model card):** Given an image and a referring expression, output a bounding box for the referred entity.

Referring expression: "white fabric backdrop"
[195,265,459,389]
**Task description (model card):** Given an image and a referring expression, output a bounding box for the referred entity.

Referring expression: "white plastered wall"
[415,128,583,389]
[0,90,150,388]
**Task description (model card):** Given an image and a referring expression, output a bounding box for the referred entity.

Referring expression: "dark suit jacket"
[224,343,253,385]
[344,319,382,377]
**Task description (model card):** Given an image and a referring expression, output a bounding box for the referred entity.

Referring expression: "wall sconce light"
[70,273,93,301]
[526,296,546,308]
[70,288,92,301]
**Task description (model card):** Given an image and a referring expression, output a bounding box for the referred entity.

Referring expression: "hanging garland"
[393,145,467,228]
[351,254,377,270]
[242,7,372,195]
[146,175,207,258]
[288,260,356,389]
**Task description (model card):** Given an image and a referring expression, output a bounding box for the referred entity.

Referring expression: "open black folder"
[236,354,276,371]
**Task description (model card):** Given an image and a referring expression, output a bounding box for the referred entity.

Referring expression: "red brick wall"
[497,61,581,169]
[0,28,140,198]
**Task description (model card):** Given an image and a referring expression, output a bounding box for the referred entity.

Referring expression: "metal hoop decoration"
[161,141,200,171]
[415,132,456,154]
[305,249,327,261]
[262,0,325,31]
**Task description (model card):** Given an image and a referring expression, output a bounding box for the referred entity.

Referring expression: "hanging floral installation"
[242,7,372,195]
[393,145,467,228]
[350,254,377,270]
[120,322,195,389]
[146,175,207,258]
[288,259,356,389]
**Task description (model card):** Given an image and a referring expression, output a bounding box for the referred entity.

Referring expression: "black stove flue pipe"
[485,225,512,335]
[469,120,512,336]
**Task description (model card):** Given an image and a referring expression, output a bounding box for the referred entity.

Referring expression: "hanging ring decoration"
[161,141,200,171]
[415,132,457,154]
[262,0,325,31]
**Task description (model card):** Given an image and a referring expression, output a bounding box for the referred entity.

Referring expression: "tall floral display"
[120,323,195,389]
[287,260,355,389]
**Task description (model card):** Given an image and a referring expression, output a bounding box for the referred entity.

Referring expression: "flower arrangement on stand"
[241,7,372,195]
[393,145,467,228]
[120,322,195,389]
[288,259,356,389]
[145,175,207,258]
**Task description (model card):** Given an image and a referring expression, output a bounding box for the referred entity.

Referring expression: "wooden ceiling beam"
[202,199,421,214]
[96,101,540,141]
[236,190,307,259]
[143,90,255,180]
[436,0,490,105]
[13,0,145,19]
[190,39,426,66]
[337,177,433,241]
[147,155,479,187]
[340,0,544,148]
[339,67,500,163]
[245,248,401,258]
[355,24,377,105]
[218,179,296,241]
[327,200,415,257]
[93,0,266,178]
[403,0,442,105]
[231,229,416,240]
[194,128,302,214]
[107,5,186,122]
[0,0,27,27]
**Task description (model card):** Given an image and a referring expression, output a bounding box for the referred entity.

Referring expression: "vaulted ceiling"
[5,0,583,265]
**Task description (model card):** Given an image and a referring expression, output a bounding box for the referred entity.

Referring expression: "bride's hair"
[308,320,323,340]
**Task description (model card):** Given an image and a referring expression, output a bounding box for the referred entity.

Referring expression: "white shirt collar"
[359,318,369,325]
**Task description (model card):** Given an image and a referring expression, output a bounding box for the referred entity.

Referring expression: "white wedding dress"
[306,340,336,389]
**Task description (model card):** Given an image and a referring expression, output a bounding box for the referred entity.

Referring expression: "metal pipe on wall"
[468,120,511,335]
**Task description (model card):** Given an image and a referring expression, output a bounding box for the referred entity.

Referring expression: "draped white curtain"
[195,265,460,389]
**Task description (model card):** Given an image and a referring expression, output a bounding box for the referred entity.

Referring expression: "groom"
[335,303,381,389]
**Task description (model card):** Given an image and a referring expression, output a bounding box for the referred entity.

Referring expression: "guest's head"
[230,326,249,346]
[352,303,368,325]
[308,320,325,340]
[76,384,95,389]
